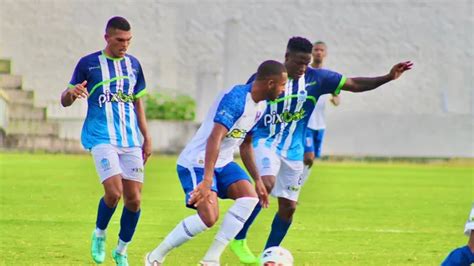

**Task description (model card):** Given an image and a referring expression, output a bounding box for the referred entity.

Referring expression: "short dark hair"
[255,60,287,80]
[313,41,326,47]
[106,16,131,32]
[287,37,313,54]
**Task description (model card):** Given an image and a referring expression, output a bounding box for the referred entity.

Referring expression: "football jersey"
[249,67,346,161]
[68,50,147,149]
[177,83,266,168]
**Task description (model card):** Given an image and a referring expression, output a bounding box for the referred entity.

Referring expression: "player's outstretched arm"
[188,123,228,207]
[134,98,152,164]
[61,80,88,107]
[240,134,269,208]
[342,61,413,93]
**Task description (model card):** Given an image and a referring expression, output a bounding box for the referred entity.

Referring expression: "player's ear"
[267,78,275,88]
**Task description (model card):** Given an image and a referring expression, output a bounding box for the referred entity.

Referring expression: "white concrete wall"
[1,0,473,157]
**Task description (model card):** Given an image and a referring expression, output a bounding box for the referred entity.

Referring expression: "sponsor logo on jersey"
[226,128,248,139]
[263,109,306,126]
[98,90,135,107]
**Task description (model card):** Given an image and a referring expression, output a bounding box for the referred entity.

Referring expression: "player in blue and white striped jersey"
[61,17,151,266]
[230,37,413,263]
[145,61,287,266]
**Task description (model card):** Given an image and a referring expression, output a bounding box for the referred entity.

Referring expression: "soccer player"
[144,60,287,266]
[60,16,151,266]
[303,41,341,169]
[230,36,413,263]
[441,205,474,265]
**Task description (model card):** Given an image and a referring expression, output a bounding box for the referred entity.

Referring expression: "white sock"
[116,238,129,255]
[95,228,106,238]
[202,197,258,262]
[149,214,208,263]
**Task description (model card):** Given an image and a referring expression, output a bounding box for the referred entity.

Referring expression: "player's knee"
[104,191,122,207]
[200,213,219,228]
[125,197,141,212]
[279,204,297,220]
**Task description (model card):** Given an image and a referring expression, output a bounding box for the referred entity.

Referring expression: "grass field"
[0,153,472,265]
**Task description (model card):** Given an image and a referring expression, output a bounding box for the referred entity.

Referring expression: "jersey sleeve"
[133,60,147,99]
[213,90,245,131]
[68,58,88,90]
[319,69,346,95]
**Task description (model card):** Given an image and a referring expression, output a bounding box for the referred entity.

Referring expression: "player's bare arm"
[342,61,413,92]
[134,98,152,164]
[240,134,269,208]
[188,123,228,207]
[60,80,88,107]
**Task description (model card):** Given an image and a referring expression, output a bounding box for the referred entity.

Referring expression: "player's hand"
[255,179,269,208]
[188,179,213,207]
[142,137,152,165]
[69,80,89,99]
[389,61,413,80]
[330,95,340,106]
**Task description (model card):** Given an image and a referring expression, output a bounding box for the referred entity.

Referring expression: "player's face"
[285,52,311,79]
[312,44,327,63]
[267,72,288,101]
[105,29,132,58]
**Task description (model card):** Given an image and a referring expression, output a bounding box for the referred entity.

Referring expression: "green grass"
[0,153,472,265]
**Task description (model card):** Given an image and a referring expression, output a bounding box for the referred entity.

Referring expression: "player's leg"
[231,147,280,263]
[264,158,305,249]
[313,129,325,159]
[442,205,474,265]
[146,166,218,265]
[303,128,315,168]
[91,144,123,264]
[107,146,144,265]
[201,163,259,264]
[302,128,316,187]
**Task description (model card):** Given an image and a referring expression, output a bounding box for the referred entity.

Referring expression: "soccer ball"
[260,246,294,266]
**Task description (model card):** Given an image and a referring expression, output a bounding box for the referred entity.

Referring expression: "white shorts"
[91,144,144,183]
[254,144,306,201]
[464,204,474,236]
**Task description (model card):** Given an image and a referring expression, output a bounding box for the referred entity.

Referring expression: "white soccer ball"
[260,246,294,266]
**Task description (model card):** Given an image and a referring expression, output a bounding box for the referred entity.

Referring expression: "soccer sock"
[235,202,262,240]
[264,213,292,249]
[116,239,129,255]
[202,197,259,262]
[149,214,208,263]
[117,206,141,254]
[95,197,117,234]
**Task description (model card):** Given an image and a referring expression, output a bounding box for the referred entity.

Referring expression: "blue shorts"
[304,129,325,158]
[177,161,251,208]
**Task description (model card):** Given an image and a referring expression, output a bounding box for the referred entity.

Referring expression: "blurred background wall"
[0,0,472,157]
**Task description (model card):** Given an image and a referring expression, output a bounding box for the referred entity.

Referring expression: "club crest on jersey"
[297,89,307,103]
[128,71,137,88]
[98,90,135,107]
[263,109,306,126]
[226,128,248,139]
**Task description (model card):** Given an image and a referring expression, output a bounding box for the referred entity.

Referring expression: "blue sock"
[118,207,141,242]
[441,245,474,266]
[96,197,117,230]
[264,213,292,250]
[235,202,262,240]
